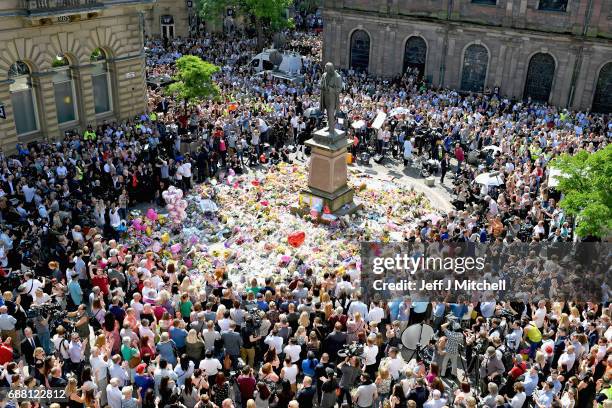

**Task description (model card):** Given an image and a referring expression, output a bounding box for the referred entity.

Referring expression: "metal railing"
[22,0,103,12]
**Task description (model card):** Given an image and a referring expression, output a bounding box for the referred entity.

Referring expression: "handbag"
[129,353,142,369]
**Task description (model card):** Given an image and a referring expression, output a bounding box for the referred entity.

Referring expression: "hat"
[135,363,147,374]
[486,346,496,356]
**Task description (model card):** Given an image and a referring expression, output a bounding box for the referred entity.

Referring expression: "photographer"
[240,313,261,369]
[337,355,361,408]
[479,346,505,392]
[440,319,464,379]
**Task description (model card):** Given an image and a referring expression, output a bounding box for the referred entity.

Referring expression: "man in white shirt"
[367,301,385,325]
[533,300,547,329]
[199,350,222,377]
[90,347,109,406]
[107,354,129,387]
[283,338,302,363]
[558,345,576,372]
[424,389,447,408]
[347,293,368,320]
[22,272,44,297]
[106,378,122,408]
[353,373,378,408]
[386,347,406,381]
[264,329,284,354]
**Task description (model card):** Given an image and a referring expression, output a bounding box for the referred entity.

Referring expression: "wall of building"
[322,0,612,111]
[0,1,152,149]
[144,0,191,38]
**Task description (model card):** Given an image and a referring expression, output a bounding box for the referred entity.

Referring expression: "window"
[538,0,568,11]
[523,53,556,103]
[350,30,370,72]
[460,44,489,93]
[52,54,78,124]
[161,15,175,39]
[592,62,612,114]
[8,61,38,135]
[472,0,497,5]
[91,48,112,114]
[403,36,427,77]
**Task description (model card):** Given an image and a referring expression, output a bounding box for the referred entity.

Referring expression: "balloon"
[161,233,170,244]
[145,226,152,236]
[185,259,193,268]
[152,242,162,253]
[260,200,269,207]
[170,243,182,254]
[281,255,292,264]
[251,180,259,187]
[287,231,306,248]
[146,208,158,221]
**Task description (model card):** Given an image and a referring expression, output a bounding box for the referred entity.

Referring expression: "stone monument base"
[292,128,362,217]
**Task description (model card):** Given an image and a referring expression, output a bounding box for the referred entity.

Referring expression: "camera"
[337,342,364,359]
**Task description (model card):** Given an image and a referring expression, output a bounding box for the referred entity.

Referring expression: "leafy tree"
[196,0,294,49]
[550,144,612,238]
[166,55,220,110]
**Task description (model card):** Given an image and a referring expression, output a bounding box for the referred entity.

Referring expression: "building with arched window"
[322,0,612,112]
[0,0,154,149]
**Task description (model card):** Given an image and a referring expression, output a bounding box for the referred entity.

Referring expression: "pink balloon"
[146,208,158,221]
[170,243,182,254]
[185,259,193,268]
[152,242,162,253]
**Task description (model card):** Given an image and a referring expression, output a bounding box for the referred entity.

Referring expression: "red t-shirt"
[92,275,110,295]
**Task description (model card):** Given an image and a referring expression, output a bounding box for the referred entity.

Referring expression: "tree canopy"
[550,144,612,238]
[197,0,294,45]
[166,55,220,105]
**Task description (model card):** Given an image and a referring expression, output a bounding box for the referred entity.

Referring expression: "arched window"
[403,36,427,77]
[523,53,556,103]
[350,30,370,72]
[52,54,78,124]
[592,62,612,114]
[460,44,489,93]
[91,48,112,114]
[8,61,38,135]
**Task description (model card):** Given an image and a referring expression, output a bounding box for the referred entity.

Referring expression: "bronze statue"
[319,62,342,136]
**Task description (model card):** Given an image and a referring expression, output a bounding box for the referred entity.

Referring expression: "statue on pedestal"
[319,62,342,138]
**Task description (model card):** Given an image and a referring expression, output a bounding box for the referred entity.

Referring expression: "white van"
[249,49,303,74]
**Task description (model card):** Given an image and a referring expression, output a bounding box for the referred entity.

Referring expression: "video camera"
[337,342,364,359]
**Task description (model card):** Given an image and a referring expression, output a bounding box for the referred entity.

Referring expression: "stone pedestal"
[301,128,360,214]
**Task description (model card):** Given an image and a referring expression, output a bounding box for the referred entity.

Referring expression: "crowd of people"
[0,13,608,408]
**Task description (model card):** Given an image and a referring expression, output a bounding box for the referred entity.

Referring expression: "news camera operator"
[440,318,464,379]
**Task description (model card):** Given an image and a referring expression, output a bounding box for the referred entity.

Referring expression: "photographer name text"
[371,278,507,291]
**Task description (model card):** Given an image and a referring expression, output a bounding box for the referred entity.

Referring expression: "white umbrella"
[388,107,409,117]
[482,145,502,154]
[474,172,504,186]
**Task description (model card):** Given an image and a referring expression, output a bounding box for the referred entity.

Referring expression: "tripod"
[402,322,433,364]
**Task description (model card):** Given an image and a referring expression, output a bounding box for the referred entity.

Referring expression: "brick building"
[0,0,154,149]
[322,0,612,112]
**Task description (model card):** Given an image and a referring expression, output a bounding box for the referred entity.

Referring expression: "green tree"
[197,0,294,49]
[166,55,220,111]
[550,144,612,238]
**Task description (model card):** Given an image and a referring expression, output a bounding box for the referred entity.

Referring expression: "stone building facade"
[322,0,612,112]
[144,0,191,38]
[0,0,154,149]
